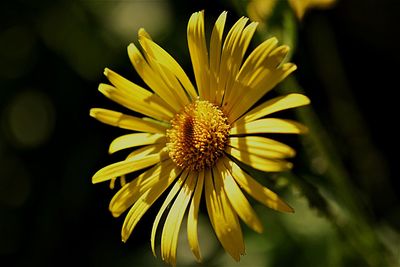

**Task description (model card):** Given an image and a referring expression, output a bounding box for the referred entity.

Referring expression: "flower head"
[90,10,310,266]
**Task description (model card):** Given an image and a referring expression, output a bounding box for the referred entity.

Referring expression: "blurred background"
[1,0,399,266]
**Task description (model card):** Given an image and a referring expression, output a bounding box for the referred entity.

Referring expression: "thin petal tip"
[289,93,311,106]
[89,108,98,117]
[302,95,311,105]
[254,223,264,234]
[103,67,110,76]
[138,28,151,40]
[91,176,99,184]
[279,199,295,213]
[127,43,135,51]
[110,210,120,218]
[189,247,202,263]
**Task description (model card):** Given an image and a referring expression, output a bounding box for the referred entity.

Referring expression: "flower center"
[166,100,231,171]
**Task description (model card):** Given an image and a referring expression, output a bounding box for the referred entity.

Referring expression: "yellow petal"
[223,37,278,111]
[221,19,258,107]
[237,37,279,78]
[225,146,292,172]
[90,108,167,134]
[136,34,197,100]
[235,93,310,124]
[225,44,295,121]
[92,151,166,184]
[230,118,308,135]
[229,140,295,159]
[187,169,205,262]
[222,157,294,213]
[108,144,165,191]
[109,133,166,154]
[229,136,296,158]
[127,42,182,112]
[187,10,209,99]
[205,168,245,261]
[121,166,182,242]
[102,69,174,120]
[151,169,189,257]
[215,16,249,105]
[138,30,191,108]
[209,11,227,103]
[228,62,297,122]
[109,160,173,217]
[125,144,165,160]
[161,171,197,266]
[215,160,263,233]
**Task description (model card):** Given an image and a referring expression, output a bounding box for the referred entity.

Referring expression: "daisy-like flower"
[90,10,310,265]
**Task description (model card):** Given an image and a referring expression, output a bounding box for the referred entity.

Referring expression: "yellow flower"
[247,0,336,22]
[289,0,336,19]
[90,10,310,266]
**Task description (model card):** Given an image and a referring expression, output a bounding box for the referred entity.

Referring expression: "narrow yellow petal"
[229,136,296,158]
[151,169,189,257]
[102,69,174,120]
[108,133,166,154]
[230,118,308,135]
[92,151,166,184]
[127,42,182,112]
[205,168,245,261]
[209,11,227,103]
[121,166,182,242]
[225,44,295,121]
[187,11,209,99]
[224,37,278,111]
[222,157,294,213]
[216,160,263,233]
[98,83,172,122]
[90,108,168,134]
[228,63,297,122]
[187,169,205,262]
[161,171,197,266]
[109,144,165,191]
[139,31,191,107]
[215,16,248,105]
[225,146,292,172]
[235,93,311,124]
[237,37,279,78]
[221,19,258,107]
[109,160,173,217]
[125,144,165,160]
[136,34,197,100]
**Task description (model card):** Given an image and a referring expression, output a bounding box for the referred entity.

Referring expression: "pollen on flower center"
[166,100,231,171]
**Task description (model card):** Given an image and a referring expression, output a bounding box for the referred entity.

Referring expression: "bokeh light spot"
[3,90,55,148]
[84,0,172,44]
[108,0,172,42]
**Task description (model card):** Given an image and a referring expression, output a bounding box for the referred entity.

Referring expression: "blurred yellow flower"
[247,0,278,25]
[90,10,310,266]
[289,0,336,19]
[248,0,336,22]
